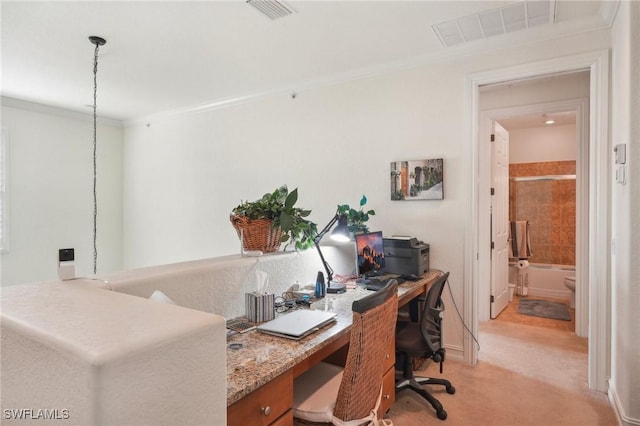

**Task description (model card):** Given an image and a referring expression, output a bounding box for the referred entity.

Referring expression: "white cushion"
[149,290,176,305]
[293,362,344,423]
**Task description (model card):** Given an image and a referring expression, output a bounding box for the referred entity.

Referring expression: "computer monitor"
[355,231,386,276]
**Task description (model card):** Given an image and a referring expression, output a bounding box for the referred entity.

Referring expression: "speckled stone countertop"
[225,269,442,406]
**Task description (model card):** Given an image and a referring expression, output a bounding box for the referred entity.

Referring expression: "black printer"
[383,237,430,276]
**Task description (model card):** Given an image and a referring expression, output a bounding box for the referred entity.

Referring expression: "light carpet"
[385,321,616,426]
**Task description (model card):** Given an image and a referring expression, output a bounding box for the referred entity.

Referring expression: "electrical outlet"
[58,248,76,280]
[616,165,626,185]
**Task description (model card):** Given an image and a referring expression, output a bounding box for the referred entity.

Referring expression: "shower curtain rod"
[509,174,576,182]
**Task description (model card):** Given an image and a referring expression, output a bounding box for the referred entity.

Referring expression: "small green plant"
[231,185,318,250]
[337,195,375,234]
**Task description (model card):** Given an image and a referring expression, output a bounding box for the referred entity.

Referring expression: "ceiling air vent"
[247,0,294,20]
[433,0,556,48]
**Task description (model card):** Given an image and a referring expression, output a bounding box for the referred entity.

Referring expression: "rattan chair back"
[333,280,398,422]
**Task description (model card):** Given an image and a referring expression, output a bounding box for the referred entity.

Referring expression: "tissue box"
[245,293,275,323]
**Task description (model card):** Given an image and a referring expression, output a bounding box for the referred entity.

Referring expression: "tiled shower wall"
[509,161,576,266]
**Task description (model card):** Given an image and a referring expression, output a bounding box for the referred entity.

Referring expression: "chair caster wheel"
[437,409,447,420]
[446,385,456,394]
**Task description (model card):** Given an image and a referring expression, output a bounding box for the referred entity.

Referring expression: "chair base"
[396,375,456,421]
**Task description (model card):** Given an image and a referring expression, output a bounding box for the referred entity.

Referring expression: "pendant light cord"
[90,37,106,275]
[92,42,99,275]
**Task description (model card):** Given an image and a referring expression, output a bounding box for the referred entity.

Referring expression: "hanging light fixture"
[89,35,106,274]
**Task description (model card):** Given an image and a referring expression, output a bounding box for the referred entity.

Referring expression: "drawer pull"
[385,353,390,359]
[261,406,271,416]
[383,394,391,400]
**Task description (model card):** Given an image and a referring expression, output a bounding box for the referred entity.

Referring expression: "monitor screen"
[355,231,386,276]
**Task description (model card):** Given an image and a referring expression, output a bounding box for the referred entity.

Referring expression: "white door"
[490,122,510,319]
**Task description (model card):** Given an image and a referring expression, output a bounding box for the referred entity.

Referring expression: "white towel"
[509,221,532,259]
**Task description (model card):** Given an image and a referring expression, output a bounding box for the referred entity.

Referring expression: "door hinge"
[490,295,495,303]
[491,241,495,249]
[490,134,495,142]
[490,187,495,195]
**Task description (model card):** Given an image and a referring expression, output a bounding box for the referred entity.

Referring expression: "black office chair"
[395,271,455,420]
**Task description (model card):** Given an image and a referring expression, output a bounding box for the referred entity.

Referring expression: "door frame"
[464,50,610,392]
[481,98,589,333]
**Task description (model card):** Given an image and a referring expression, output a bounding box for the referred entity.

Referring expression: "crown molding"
[125,17,611,128]
[1,97,123,127]
[599,0,621,27]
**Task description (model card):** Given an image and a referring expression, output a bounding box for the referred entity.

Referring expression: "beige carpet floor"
[386,319,617,426]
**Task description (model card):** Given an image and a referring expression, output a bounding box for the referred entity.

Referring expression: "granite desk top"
[225,269,443,406]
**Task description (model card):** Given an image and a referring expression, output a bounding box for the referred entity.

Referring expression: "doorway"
[465,50,611,393]
[484,93,586,328]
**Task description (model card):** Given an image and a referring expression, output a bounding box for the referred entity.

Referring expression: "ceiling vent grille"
[247,0,294,20]
[433,0,556,47]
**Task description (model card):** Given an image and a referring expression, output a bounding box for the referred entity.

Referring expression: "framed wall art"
[390,158,444,200]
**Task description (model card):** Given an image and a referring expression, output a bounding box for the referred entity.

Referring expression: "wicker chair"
[395,271,455,421]
[293,279,398,425]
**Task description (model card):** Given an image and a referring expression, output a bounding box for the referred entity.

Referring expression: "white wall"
[508,124,576,164]
[123,29,611,356]
[123,69,466,269]
[610,1,640,423]
[0,100,124,285]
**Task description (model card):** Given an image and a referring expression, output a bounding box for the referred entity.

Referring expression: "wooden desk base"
[227,370,293,425]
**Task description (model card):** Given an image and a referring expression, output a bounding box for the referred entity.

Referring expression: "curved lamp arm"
[313,213,349,293]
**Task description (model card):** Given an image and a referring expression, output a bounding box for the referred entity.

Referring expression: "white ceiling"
[1,1,609,122]
[498,110,576,129]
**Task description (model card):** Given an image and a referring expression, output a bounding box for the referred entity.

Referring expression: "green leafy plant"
[337,195,376,234]
[231,185,318,250]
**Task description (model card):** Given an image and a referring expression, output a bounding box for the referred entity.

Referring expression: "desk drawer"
[228,371,293,426]
[271,409,293,426]
[378,367,396,417]
[384,339,395,372]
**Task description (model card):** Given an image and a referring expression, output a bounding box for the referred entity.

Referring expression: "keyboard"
[364,277,405,291]
[226,318,257,333]
[365,279,386,291]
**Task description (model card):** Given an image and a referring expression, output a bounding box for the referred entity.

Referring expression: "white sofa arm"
[1,280,226,426]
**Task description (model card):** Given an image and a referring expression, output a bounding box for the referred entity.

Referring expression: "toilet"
[564,276,576,309]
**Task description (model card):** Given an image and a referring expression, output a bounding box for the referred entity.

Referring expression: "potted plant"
[336,195,376,235]
[230,185,317,252]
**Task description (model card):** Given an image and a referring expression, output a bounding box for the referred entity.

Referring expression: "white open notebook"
[256,309,337,340]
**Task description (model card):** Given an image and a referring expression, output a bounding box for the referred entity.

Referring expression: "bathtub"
[508,262,575,301]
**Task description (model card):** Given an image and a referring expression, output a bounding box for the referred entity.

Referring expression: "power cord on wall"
[444,276,481,352]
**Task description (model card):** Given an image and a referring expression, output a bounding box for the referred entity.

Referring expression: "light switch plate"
[616,165,626,185]
[614,144,626,164]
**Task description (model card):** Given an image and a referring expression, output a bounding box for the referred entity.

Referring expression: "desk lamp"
[314,213,350,293]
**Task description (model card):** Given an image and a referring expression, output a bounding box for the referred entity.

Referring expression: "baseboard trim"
[445,344,464,362]
[609,381,640,426]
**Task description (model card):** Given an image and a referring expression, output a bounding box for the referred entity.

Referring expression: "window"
[1,128,7,252]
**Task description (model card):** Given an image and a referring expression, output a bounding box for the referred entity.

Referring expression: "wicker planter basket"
[230,215,283,253]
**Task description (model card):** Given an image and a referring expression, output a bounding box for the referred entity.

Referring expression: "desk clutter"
[226,317,257,334]
[245,292,275,323]
[231,268,430,340]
